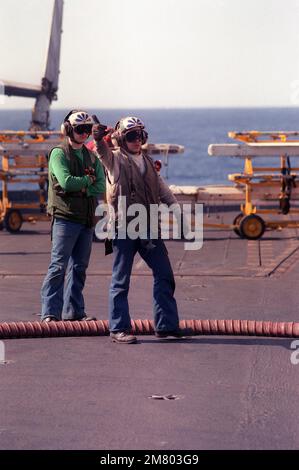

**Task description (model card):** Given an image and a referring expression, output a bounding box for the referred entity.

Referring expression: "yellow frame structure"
[206,131,299,237]
[0,131,63,229]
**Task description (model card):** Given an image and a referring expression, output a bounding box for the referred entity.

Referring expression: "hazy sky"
[1,0,299,109]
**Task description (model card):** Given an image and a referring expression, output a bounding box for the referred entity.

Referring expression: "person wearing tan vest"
[92,116,192,344]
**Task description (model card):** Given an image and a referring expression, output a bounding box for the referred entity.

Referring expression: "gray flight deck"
[1,212,299,450]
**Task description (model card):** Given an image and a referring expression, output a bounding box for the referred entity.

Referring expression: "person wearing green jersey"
[41,110,105,322]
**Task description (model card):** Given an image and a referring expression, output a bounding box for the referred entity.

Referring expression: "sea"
[1,107,299,189]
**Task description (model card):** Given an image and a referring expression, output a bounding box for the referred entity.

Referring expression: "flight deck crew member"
[41,110,105,322]
[92,116,192,343]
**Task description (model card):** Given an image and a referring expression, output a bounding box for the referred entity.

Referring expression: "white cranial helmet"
[117,116,145,134]
[68,111,94,127]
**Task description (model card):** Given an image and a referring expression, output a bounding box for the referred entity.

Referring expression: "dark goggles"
[73,124,93,135]
[125,129,144,142]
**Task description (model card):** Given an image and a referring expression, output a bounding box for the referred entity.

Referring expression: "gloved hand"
[92,122,109,142]
[84,166,96,184]
[84,166,95,176]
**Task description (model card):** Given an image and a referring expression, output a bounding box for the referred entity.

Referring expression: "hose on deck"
[0,318,298,339]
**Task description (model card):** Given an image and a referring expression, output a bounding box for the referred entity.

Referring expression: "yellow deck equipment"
[208,131,299,239]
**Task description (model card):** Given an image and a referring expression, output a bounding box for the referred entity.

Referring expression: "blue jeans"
[109,238,180,333]
[41,218,93,320]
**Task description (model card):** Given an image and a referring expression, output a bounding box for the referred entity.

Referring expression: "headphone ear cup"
[60,122,67,136]
[112,121,122,146]
[66,122,72,137]
[61,121,72,137]
[61,109,80,137]
[142,130,148,145]
[111,130,121,147]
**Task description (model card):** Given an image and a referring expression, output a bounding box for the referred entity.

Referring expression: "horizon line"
[1,105,299,111]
